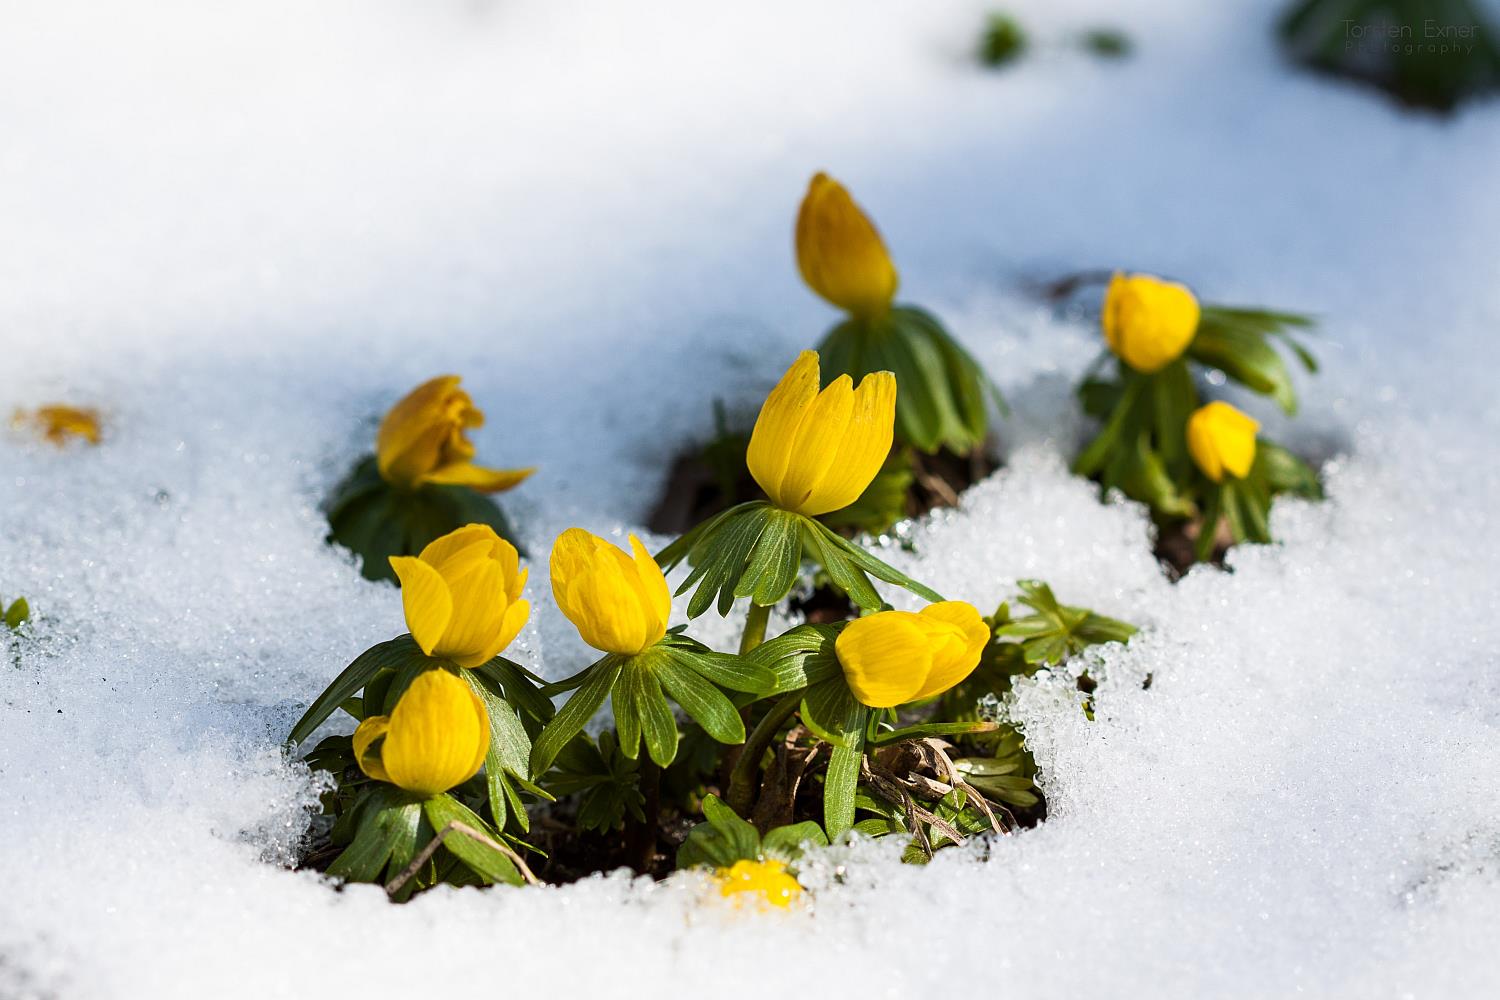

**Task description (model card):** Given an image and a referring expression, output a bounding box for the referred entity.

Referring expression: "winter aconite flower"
[15,405,101,446]
[376,375,534,493]
[796,172,899,321]
[835,601,989,708]
[551,528,672,656]
[389,524,530,668]
[1102,272,1201,374]
[717,858,803,909]
[353,669,489,796]
[1187,401,1259,482]
[747,351,896,517]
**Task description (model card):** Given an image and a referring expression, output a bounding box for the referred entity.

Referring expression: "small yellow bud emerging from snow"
[717,858,803,909]
[795,172,899,320]
[376,375,533,493]
[1187,401,1259,483]
[550,528,672,656]
[14,405,102,446]
[834,601,990,709]
[747,351,896,517]
[388,524,530,668]
[1101,272,1201,374]
[354,669,490,797]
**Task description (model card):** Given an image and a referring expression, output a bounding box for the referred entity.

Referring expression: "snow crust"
[3,0,1499,996]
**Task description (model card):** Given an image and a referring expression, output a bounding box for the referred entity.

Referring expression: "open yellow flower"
[389,524,530,668]
[354,669,489,796]
[14,405,102,446]
[747,351,896,517]
[717,858,803,909]
[376,375,534,493]
[796,172,899,320]
[1102,272,1201,374]
[1187,401,1259,482]
[834,601,989,708]
[551,528,672,656]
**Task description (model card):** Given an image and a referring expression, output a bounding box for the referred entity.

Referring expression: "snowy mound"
[2,0,1498,996]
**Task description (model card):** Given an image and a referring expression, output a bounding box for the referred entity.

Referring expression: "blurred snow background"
[2,0,1499,996]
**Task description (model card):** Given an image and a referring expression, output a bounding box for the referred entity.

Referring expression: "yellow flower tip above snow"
[550,528,672,656]
[15,405,102,446]
[1187,401,1260,483]
[388,523,530,668]
[353,668,490,797]
[1101,272,1201,374]
[746,351,897,517]
[795,172,899,320]
[834,601,990,709]
[716,858,803,909]
[375,375,535,493]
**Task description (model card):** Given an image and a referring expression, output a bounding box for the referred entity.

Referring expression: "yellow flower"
[834,601,990,708]
[796,172,899,320]
[1187,401,1259,483]
[1101,272,1201,374]
[353,668,489,796]
[389,524,530,668]
[14,405,102,446]
[376,375,534,493]
[717,858,803,909]
[747,351,896,517]
[550,529,672,656]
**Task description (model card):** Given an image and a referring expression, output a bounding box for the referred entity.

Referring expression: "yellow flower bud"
[1101,272,1201,374]
[353,669,489,796]
[14,405,102,446]
[550,528,672,656]
[834,601,989,709]
[376,375,534,493]
[388,524,530,668]
[716,858,803,909]
[747,351,896,517]
[796,172,899,320]
[1187,401,1259,483]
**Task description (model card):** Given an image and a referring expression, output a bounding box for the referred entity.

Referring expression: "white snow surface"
[3,0,1499,996]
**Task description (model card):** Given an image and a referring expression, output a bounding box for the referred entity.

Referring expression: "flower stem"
[738,602,771,655]
[725,691,803,817]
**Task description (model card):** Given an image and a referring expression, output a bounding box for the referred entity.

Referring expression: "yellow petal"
[381,669,490,796]
[775,374,855,514]
[746,352,821,508]
[389,556,454,656]
[909,601,989,701]
[421,463,536,494]
[1187,401,1260,483]
[353,716,392,783]
[376,375,465,487]
[436,559,508,667]
[1100,273,1200,374]
[795,172,899,319]
[717,858,803,908]
[27,405,103,446]
[417,523,502,567]
[628,534,672,644]
[799,370,896,516]
[834,611,932,708]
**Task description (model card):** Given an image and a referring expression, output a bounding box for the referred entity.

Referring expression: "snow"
[3,0,1499,996]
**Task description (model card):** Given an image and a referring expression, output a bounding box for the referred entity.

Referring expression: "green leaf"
[823,524,943,603]
[760,821,829,859]
[463,670,533,832]
[476,658,556,725]
[326,789,420,882]
[660,635,776,694]
[703,795,761,859]
[800,677,865,748]
[421,794,524,886]
[3,597,29,630]
[288,634,427,746]
[654,653,745,745]
[633,661,680,767]
[747,623,843,695]
[869,720,998,747]
[824,742,864,841]
[677,794,762,870]
[1256,441,1323,499]
[734,507,804,607]
[1190,312,1300,414]
[530,656,623,778]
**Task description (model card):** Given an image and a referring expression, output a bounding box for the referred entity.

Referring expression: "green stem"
[738,602,771,655]
[725,691,803,816]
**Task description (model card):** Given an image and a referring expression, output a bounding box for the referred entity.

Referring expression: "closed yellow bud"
[353,669,489,796]
[717,858,803,909]
[834,601,989,708]
[376,375,534,493]
[1101,272,1201,374]
[796,172,899,320]
[550,528,672,656]
[747,351,896,517]
[14,405,102,446]
[389,524,530,668]
[1187,401,1259,482]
